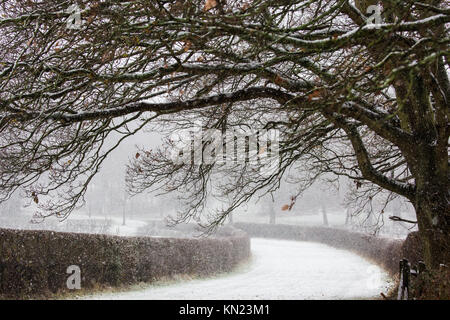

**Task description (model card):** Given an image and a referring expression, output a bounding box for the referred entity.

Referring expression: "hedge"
[234,223,421,275]
[0,226,250,299]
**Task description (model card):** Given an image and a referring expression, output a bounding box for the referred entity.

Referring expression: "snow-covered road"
[81,238,394,300]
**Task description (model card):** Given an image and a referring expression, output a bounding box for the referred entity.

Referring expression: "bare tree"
[0,1,448,267]
[321,203,329,226]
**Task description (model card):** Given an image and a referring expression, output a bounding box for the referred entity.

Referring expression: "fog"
[0,126,417,239]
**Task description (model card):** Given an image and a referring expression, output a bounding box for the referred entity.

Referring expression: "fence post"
[402,259,410,300]
[397,260,404,300]
[398,258,410,300]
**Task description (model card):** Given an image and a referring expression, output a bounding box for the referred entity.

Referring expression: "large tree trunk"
[414,185,450,268]
[412,143,450,268]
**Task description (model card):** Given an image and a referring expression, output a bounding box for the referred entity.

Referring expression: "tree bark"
[412,142,450,268]
[414,183,450,268]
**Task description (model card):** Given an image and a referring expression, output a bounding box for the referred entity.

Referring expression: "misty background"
[0,126,417,239]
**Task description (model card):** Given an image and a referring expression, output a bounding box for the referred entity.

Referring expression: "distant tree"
[261,194,276,224]
[0,1,448,267]
[321,203,329,226]
[345,208,351,226]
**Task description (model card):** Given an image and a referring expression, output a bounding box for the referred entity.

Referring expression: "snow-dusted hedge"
[0,226,250,298]
[234,223,410,275]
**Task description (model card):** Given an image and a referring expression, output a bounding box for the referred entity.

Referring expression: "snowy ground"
[235,211,347,226]
[80,238,394,300]
[0,212,147,237]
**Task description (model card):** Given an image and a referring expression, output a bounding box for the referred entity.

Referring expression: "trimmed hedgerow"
[0,227,250,299]
[400,231,423,267]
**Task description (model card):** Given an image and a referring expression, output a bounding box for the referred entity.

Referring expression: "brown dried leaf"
[274,75,285,86]
[241,2,250,11]
[308,90,321,101]
[204,0,217,11]
[87,15,95,24]
[259,147,266,155]
[183,41,192,52]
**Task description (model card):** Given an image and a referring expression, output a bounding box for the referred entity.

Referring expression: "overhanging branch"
[2,87,292,124]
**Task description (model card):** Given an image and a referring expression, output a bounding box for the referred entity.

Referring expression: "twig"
[389,216,417,224]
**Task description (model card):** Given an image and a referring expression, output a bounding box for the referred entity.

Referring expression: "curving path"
[82,238,394,300]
